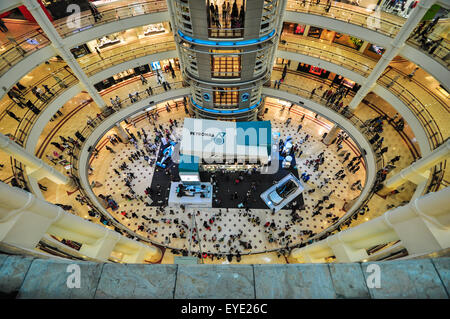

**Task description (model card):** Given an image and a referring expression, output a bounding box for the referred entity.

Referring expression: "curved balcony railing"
[0,66,77,143]
[265,79,391,245]
[377,71,445,150]
[278,38,374,76]
[53,0,168,38]
[0,0,168,77]
[0,29,50,77]
[8,72,78,193]
[64,78,382,255]
[65,81,191,250]
[407,35,450,69]
[80,40,176,77]
[285,0,405,37]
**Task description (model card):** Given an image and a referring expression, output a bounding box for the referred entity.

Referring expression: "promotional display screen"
[180,118,271,164]
[151,61,161,71]
[369,44,385,55]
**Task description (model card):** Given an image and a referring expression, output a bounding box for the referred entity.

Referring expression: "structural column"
[358,41,369,53]
[323,125,340,145]
[303,25,310,36]
[348,0,435,110]
[23,0,107,110]
[379,139,450,194]
[79,232,120,261]
[0,133,69,185]
[114,123,130,143]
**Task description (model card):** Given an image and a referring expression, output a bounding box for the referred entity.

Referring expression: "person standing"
[42,84,55,97]
[222,1,227,22]
[406,67,419,81]
[0,18,8,32]
[386,74,400,89]
[429,38,443,55]
[95,46,103,59]
[53,74,67,88]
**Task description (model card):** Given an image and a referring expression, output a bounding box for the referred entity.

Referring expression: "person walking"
[140,74,148,85]
[6,110,21,122]
[285,117,291,126]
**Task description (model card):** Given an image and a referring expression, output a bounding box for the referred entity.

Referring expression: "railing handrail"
[285,0,405,37]
[281,33,379,62]
[377,72,444,149]
[81,40,176,76]
[52,0,168,38]
[278,39,373,76]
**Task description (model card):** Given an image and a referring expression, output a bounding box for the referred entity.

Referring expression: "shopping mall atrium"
[0,0,449,299]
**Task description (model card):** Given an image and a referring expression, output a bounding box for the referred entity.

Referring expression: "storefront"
[276,59,362,92]
[94,57,180,91]
[70,44,91,58]
[85,22,170,54]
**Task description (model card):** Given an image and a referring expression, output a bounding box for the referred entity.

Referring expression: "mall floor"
[81,105,362,263]
[0,64,422,263]
[1,15,444,262]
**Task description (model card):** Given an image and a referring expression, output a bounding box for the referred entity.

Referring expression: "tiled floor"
[84,101,365,259]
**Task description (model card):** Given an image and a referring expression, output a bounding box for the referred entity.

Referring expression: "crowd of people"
[410,17,445,56]
[208,0,245,30]
[80,105,371,261]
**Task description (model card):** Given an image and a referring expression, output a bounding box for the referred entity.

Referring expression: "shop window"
[308,27,322,39]
[210,49,241,78]
[206,0,245,38]
[213,87,239,107]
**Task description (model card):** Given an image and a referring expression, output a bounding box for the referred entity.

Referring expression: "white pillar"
[0,133,69,185]
[303,25,310,36]
[382,139,450,192]
[290,186,450,263]
[0,182,63,249]
[384,186,450,255]
[23,0,107,111]
[323,125,340,145]
[348,0,435,110]
[79,232,120,261]
[115,123,130,143]
[358,41,369,53]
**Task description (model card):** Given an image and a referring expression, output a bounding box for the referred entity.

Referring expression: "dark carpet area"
[150,143,304,209]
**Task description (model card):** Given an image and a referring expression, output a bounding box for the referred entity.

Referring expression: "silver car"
[268,179,299,205]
